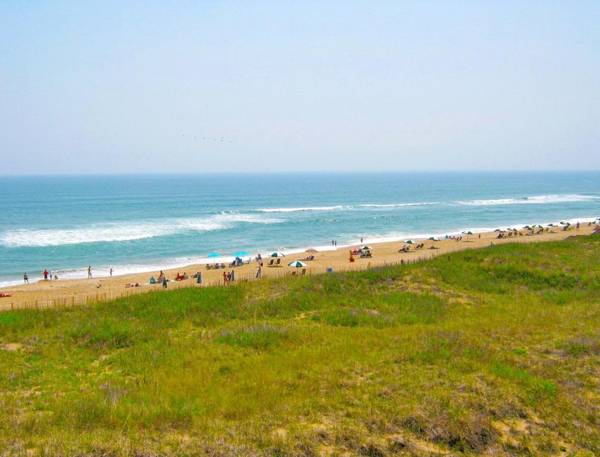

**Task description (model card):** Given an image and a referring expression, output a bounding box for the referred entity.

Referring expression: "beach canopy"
[305,248,318,253]
[233,250,250,257]
[271,252,285,257]
[207,252,221,258]
[404,239,414,244]
[288,260,306,268]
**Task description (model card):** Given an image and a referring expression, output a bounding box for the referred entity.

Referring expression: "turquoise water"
[1,172,599,285]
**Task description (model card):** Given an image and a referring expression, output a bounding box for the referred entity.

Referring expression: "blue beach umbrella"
[207,252,221,258]
[271,252,285,257]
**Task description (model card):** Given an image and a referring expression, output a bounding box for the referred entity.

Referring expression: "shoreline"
[1,221,597,311]
[1,215,597,289]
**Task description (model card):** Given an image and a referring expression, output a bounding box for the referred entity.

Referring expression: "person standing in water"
[87,266,92,279]
[23,273,29,284]
[109,268,113,277]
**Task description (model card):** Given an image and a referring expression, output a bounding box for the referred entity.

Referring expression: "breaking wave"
[259,202,437,212]
[457,194,599,206]
[0,213,282,248]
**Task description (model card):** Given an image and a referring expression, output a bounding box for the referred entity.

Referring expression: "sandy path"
[0,224,595,311]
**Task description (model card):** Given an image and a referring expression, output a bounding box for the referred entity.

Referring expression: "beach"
[1,223,595,311]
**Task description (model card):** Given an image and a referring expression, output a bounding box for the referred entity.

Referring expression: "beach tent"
[288,261,306,268]
[404,240,414,244]
[271,252,285,257]
[207,252,221,258]
[360,246,371,251]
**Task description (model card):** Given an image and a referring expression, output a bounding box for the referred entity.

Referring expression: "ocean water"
[1,172,599,286]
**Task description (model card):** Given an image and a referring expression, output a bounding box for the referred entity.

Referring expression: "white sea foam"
[457,194,599,206]
[358,202,438,208]
[258,205,346,213]
[0,213,282,248]
[259,202,436,212]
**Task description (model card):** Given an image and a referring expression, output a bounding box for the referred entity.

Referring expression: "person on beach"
[23,273,29,284]
[158,270,165,283]
[87,266,92,279]
[230,270,235,282]
[162,276,168,288]
[223,271,228,285]
[256,265,262,279]
[109,268,113,277]
[43,269,49,280]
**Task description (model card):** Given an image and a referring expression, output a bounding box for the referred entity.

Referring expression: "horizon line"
[1,169,599,178]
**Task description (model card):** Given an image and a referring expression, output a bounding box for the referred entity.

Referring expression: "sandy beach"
[0,222,595,311]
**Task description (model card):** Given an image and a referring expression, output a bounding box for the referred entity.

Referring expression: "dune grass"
[0,236,599,456]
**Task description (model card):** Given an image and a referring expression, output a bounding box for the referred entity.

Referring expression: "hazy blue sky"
[1,1,599,174]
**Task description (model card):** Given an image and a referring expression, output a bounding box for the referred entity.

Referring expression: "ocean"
[1,172,599,286]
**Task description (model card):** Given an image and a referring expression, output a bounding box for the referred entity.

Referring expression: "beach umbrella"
[429,237,439,241]
[233,250,250,257]
[288,261,306,268]
[271,252,285,257]
[404,239,414,244]
[207,252,221,258]
[305,248,318,253]
[361,245,371,250]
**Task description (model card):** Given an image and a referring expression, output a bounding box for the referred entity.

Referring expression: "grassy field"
[1,236,599,456]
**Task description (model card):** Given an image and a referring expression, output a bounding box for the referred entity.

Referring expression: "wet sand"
[0,224,595,311]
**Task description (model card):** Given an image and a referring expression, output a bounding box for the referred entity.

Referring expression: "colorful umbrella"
[288,261,306,268]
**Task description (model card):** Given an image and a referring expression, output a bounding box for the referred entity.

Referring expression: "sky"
[1,1,599,174]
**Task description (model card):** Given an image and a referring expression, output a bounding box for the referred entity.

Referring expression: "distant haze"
[1,1,599,174]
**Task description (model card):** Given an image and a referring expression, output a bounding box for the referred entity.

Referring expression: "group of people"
[24,269,59,283]
[348,246,372,262]
[222,270,236,284]
[22,265,115,285]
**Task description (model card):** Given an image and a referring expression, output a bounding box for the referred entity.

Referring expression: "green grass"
[1,236,599,456]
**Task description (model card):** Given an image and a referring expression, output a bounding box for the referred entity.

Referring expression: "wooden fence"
[0,252,446,312]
